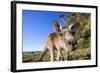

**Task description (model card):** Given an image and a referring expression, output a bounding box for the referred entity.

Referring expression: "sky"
[22,10,70,52]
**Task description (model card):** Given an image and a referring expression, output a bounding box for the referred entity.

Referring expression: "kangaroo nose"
[74,44,77,49]
[72,40,77,50]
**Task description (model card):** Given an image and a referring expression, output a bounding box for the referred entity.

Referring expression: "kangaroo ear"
[53,20,62,32]
[68,22,79,35]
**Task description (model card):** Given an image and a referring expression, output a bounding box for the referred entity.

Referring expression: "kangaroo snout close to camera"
[37,20,79,61]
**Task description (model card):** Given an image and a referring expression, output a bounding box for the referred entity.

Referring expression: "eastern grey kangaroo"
[37,20,79,61]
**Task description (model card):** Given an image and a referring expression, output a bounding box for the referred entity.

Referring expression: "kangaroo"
[36,20,79,61]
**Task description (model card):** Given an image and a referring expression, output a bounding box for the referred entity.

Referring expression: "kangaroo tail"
[35,47,48,62]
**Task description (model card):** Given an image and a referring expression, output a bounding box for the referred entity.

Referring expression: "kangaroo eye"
[59,33,63,36]
[68,41,71,44]
[59,32,63,36]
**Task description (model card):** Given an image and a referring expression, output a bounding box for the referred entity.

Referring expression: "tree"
[65,13,91,39]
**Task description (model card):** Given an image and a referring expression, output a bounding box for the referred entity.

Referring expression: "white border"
[16,3,96,70]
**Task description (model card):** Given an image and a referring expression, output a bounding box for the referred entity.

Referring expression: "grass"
[22,47,91,63]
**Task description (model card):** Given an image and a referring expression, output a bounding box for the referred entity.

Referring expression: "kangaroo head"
[53,20,79,51]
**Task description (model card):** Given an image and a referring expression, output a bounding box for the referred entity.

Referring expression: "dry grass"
[23,48,91,62]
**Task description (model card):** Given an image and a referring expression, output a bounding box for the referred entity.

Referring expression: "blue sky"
[22,10,70,52]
